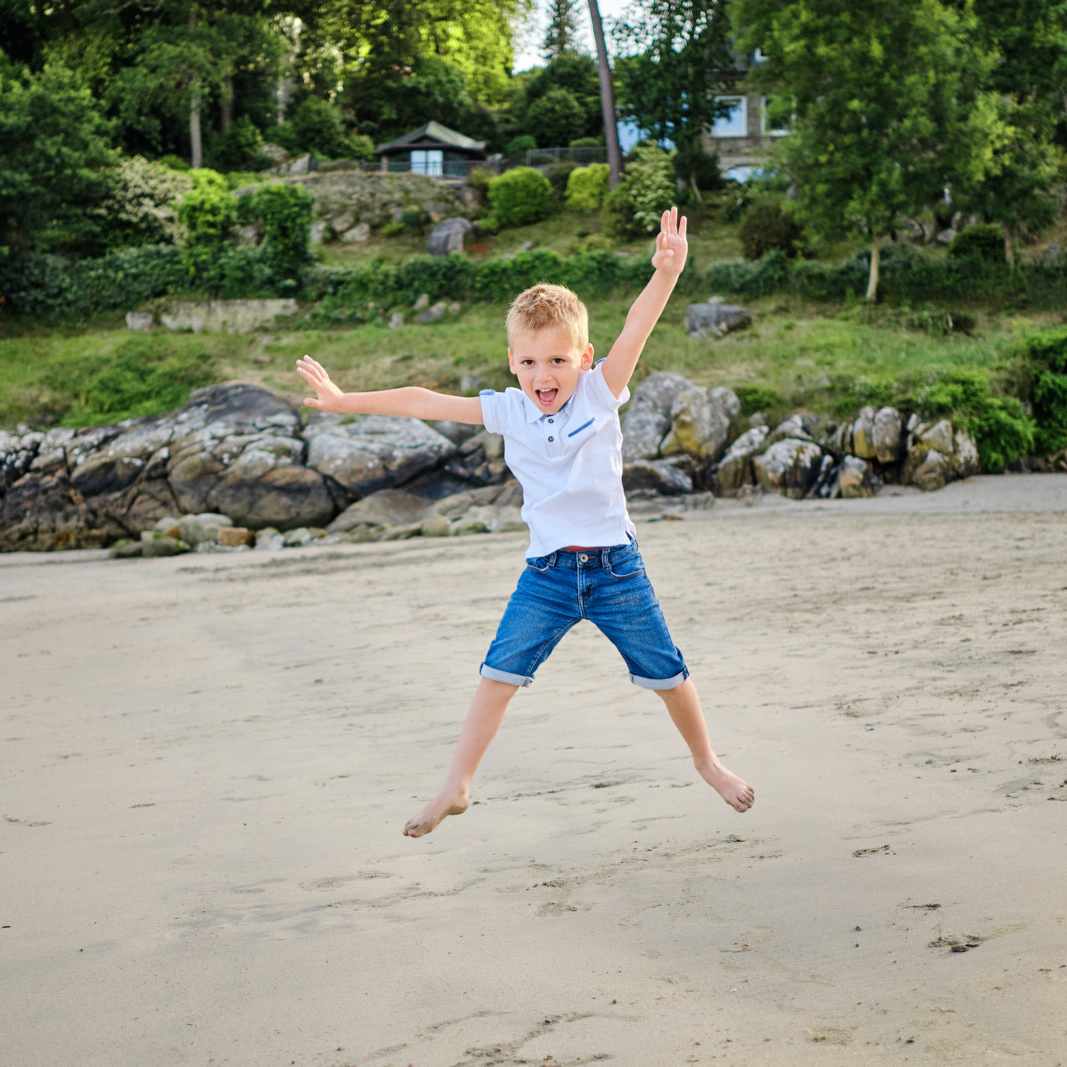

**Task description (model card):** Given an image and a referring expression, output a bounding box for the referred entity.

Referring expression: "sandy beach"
[3,473,1066,1067]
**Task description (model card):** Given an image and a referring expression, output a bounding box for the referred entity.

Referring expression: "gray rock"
[428,217,473,256]
[417,301,448,323]
[328,488,432,533]
[388,312,404,329]
[622,459,694,496]
[753,438,825,498]
[255,528,285,551]
[871,407,904,464]
[178,512,233,546]
[711,426,769,495]
[125,311,153,332]
[282,527,317,547]
[685,300,753,337]
[310,220,328,244]
[660,384,739,462]
[838,455,874,498]
[340,223,371,243]
[622,372,696,462]
[139,531,189,557]
[413,293,430,311]
[305,414,456,500]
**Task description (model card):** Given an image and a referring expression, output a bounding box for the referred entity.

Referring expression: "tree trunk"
[221,74,234,134]
[586,0,622,189]
[188,8,203,168]
[190,87,203,168]
[1004,225,1017,269]
[866,234,881,301]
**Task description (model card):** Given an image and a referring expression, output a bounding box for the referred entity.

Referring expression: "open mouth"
[536,388,558,408]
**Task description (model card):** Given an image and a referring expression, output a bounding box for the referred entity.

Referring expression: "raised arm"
[296,356,485,425]
[600,207,688,399]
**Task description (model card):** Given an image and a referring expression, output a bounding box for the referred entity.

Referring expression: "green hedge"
[0,245,185,321]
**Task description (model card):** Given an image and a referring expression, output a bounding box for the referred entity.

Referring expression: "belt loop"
[600,546,610,568]
[549,551,558,567]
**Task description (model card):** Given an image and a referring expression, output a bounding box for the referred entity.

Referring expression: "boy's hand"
[296,355,345,412]
[651,206,688,277]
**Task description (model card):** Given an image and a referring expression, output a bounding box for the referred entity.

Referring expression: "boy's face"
[507,326,594,415]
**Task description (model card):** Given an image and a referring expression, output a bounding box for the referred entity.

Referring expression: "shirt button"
[548,418,554,423]
[547,436,554,442]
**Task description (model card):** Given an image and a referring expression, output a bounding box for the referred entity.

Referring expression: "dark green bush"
[948,223,1006,265]
[177,172,237,283]
[975,396,1036,471]
[506,134,537,156]
[738,200,806,260]
[601,181,640,240]
[1020,327,1067,453]
[0,245,185,320]
[488,167,552,228]
[544,161,579,200]
[735,384,784,416]
[208,116,269,172]
[249,183,314,284]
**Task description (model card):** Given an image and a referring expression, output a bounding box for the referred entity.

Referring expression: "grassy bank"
[0,294,1049,431]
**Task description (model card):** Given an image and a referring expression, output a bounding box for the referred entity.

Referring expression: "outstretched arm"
[600,207,688,399]
[296,356,485,425]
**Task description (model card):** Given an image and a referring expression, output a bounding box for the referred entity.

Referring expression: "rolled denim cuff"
[480,662,533,687]
[629,666,689,691]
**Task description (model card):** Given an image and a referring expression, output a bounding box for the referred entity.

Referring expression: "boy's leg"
[403,677,518,838]
[656,677,754,813]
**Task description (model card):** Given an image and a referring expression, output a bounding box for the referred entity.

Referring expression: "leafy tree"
[523,52,603,140]
[0,59,118,255]
[526,87,587,146]
[943,0,1067,263]
[543,0,585,60]
[613,0,735,196]
[734,0,1010,300]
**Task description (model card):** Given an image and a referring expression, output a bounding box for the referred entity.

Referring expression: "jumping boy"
[296,207,754,838]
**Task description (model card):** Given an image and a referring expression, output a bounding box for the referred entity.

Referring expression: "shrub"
[738,199,806,260]
[93,156,193,251]
[565,163,610,213]
[625,144,676,234]
[674,142,722,194]
[948,223,1006,265]
[975,396,1036,470]
[544,161,579,200]
[601,181,639,240]
[177,172,237,283]
[488,167,551,228]
[208,116,269,172]
[250,182,314,282]
[735,384,784,417]
[466,167,494,208]
[525,88,585,148]
[290,97,348,158]
[569,136,604,148]
[506,134,537,157]
[1020,327,1067,453]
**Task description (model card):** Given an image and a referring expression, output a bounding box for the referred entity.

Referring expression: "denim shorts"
[480,540,689,690]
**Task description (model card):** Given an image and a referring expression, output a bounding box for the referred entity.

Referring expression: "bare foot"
[403,791,469,837]
[697,761,755,813]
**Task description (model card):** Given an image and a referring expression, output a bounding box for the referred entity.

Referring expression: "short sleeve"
[588,360,629,411]
[479,389,505,435]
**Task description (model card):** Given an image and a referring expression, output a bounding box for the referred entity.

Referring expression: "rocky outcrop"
[685,299,753,338]
[0,375,1022,554]
[621,372,739,464]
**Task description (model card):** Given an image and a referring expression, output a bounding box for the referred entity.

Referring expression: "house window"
[712,97,747,138]
[410,149,443,176]
[762,98,790,136]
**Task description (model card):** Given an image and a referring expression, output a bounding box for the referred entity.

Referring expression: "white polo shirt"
[479,361,636,557]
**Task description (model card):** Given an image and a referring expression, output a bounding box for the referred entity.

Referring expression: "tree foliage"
[733,0,1011,300]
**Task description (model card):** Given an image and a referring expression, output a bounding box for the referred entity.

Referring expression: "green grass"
[0,293,1044,431]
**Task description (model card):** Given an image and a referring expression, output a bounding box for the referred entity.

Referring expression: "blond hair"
[505,283,589,349]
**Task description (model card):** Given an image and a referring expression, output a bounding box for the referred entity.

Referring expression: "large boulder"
[427,217,473,256]
[622,459,694,496]
[622,372,738,463]
[685,300,753,337]
[712,426,769,495]
[903,416,980,489]
[304,414,457,501]
[753,437,825,499]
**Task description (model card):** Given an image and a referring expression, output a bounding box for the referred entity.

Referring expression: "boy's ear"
[580,343,594,370]
[507,347,517,374]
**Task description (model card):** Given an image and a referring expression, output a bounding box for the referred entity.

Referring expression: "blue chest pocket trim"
[567,418,595,438]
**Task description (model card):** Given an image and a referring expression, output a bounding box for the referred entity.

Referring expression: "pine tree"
[542,0,584,60]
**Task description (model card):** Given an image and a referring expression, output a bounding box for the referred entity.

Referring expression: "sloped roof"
[376,121,487,156]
